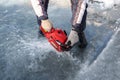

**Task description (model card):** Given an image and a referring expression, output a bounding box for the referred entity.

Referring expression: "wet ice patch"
[0,0,29,6]
[50,0,70,8]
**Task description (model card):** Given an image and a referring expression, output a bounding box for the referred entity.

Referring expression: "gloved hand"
[41,19,53,32]
[66,29,79,46]
[61,29,79,51]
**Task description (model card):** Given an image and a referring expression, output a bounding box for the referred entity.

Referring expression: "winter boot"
[78,32,88,48]
[38,27,44,38]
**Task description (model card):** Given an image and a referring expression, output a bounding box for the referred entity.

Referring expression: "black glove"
[61,41,72,51]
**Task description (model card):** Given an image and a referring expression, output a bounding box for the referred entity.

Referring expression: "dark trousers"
[37,0,87,32]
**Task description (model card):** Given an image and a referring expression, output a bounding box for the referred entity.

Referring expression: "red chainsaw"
[40,26,68,52]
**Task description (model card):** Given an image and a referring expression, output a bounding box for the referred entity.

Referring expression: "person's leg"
[78,8,88,48]
[68,0,88,48]
[37,0,49,36]
[73,5,88,48]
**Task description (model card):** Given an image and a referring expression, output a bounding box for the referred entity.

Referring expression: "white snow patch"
[93,0,120,9]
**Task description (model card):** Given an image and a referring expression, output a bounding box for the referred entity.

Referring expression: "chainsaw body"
[40,26,67,52]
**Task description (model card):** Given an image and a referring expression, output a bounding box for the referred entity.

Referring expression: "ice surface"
[0,0,120,80]
[74,28,120,80]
